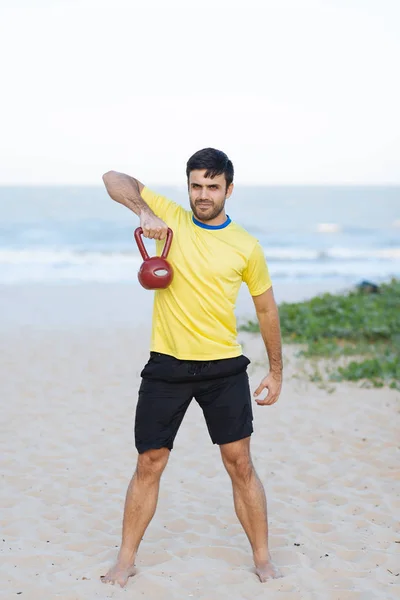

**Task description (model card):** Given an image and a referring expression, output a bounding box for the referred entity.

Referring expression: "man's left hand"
[253,372,282,406]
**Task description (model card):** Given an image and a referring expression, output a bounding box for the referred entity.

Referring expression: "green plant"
[240,279,400,389]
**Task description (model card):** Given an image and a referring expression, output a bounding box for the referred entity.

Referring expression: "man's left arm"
[252,288,283,406]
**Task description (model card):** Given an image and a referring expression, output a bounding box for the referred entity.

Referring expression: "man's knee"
[226,455,254,483]
[136,447,170,481]
[221,442,254,483]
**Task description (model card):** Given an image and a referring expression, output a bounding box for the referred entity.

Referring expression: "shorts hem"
[212,426,253,447]
[136,442,173,455]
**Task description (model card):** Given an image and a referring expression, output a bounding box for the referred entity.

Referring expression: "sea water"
[1,185,399,287]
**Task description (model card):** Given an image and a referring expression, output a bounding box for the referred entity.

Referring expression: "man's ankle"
[117,549,136,566]
[253,549,271,565]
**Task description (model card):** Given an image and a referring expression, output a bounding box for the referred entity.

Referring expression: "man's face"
[188,170,233,222]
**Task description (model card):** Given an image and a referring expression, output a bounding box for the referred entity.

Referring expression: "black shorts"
[134,352,253,454]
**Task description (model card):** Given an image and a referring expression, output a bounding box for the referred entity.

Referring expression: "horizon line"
[1,182,400,188]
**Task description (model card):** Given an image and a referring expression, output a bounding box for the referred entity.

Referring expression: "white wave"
[328,247,400,260]
[263,247,400,261]
[269,260,399,279]
[0,257,398,284]
[0,249,142,266]
[316,223,341,233]
[1,247,399,270]
[1,259,398,285]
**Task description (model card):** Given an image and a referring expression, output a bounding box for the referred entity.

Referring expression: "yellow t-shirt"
[140,186,272,360]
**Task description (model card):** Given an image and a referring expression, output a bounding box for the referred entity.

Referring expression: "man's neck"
[195,211,228,227]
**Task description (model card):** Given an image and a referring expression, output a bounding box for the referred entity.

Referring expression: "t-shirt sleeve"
[141,186,184,223]
[242,241,272,296]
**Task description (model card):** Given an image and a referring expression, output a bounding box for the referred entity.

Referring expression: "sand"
[1,284,399,599]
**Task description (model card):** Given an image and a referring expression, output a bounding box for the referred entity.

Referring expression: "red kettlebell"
[134,227,174,290]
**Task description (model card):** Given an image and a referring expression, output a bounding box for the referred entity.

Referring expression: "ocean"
[1,185,399,287]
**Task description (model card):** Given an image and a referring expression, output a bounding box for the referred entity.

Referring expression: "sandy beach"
[1,284,399,600]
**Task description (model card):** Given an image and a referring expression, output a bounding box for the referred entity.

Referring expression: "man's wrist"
[139,205,154,217]
[270,366,283,376]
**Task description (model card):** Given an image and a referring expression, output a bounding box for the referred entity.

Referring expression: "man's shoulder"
[142,186,190,225]
[227,220,259,251]
[142,186,188,211]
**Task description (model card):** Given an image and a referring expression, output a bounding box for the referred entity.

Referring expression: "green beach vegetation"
[241,279,400,389]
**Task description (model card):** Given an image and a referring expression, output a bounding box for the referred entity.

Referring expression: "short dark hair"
[186,148,234,189]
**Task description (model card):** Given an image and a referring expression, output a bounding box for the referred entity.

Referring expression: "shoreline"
[0,280,352,331]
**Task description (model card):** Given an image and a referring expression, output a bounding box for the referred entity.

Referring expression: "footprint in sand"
[270,549,304,567]
[303,522,334,534]
[164,518,190,533]
[335,549,362,562]
[334,592,374,600]
[138,550,172,567]
[183,532,203,544]
[203,546,248,566]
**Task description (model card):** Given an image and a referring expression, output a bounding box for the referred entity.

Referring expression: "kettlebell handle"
[134,227,173,261]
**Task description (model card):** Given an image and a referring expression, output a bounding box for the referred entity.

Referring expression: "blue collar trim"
[192,214,231,230]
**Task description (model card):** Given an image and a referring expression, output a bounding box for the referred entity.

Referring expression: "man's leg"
[101,447,170,587]
[220,437,280,582]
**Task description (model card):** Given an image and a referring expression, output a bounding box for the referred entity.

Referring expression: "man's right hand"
[140,211,168,240]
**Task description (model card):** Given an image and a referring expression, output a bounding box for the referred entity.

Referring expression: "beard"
[190,198,226,222]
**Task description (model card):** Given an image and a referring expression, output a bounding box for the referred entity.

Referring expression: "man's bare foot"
[100,561,136,588]
[255,560,282,582]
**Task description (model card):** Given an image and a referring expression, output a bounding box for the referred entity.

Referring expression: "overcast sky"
[1,0,399,185]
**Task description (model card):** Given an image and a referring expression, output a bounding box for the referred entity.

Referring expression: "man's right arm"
[102,170,168,240]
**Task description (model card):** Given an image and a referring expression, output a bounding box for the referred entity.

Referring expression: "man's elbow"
[255,301,279,318]
[102,170,118,185]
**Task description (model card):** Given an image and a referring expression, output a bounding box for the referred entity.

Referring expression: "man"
[101,148,283,587]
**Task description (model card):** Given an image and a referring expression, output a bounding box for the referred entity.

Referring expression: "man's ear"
[226,183,234,199]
